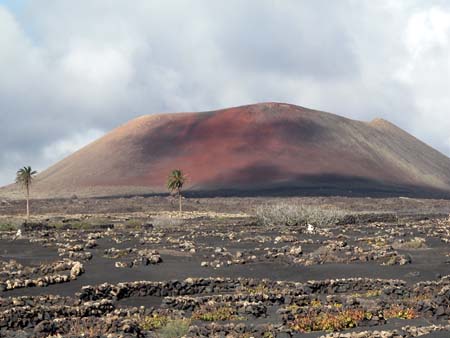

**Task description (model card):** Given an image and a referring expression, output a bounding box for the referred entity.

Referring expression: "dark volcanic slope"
[5,102,450,198]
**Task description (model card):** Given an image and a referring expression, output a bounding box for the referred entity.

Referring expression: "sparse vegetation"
[51,217,113,229]
[138,313,170,330]
[151,216,184,227]
[383,305,417,320]
[256,203,347,227]
[289,308,368,333]
[157,318,190,338]
[351,289,382,298]
[192,305,244,321]
[167,169,187,215]
[15,166,37,221]
[289,304,418,333]
[395,237,427,249]
[310,299,323,308]
[63,318,116,337]
[0,196,448,338]
[0,223,18,231]
[241,283,270,295]
[123,219,144,229]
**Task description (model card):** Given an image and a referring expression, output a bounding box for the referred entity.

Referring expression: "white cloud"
[394,6,450,152]
[42,129,105,164]
[406,7,450,56]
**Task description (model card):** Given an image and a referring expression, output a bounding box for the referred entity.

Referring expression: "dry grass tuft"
[256,203,347,227]
[151,216,184,227]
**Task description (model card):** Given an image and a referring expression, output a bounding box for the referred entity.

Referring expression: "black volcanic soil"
[2,232,448,299]
[0,197,450,337]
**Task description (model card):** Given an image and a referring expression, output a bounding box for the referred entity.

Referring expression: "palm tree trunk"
[179,192,182,215]
[26,185,30,222]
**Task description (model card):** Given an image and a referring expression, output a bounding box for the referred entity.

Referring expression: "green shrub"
[256,203,346,227]
[192,306,244,321]
[0,223,18,231]
[383,305,417,320]
[138,313,169,330]
[289,308,368,332]
[241,283,270,295]
[157,319,190,338]
[351,289,382,298]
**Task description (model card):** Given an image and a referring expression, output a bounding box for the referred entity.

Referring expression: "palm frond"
[167,169,186,194]
[15,166,37,188]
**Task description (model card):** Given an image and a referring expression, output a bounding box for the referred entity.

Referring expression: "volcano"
[4,103,450,198]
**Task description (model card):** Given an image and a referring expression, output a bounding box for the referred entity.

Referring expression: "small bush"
[0,223,18,231]
[383,305,417,320]
[138,313,169,330]
[241,283,270,295]
[289,308,367,332]
[63,318,118,336]
[351,289,382,298]
[256,203,346,227]
[157,319,190,338]
[289,305,417,333]
[192,306,244,321]
[0,217,22,231]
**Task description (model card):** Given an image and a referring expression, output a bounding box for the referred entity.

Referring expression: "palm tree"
[16,166,37,221]
[167,169,187,214]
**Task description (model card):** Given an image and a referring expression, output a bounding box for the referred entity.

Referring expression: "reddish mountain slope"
[4,103,450,198]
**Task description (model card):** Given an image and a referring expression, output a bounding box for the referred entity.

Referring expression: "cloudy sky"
[0,0,450,186]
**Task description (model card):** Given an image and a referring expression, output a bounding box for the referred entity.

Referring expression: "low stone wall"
[321,324,450,338]
[0,260,84,291]
[78,277,410,302]
[0,275,448,336]
[0,299,114,330]
[163,295,267,317]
